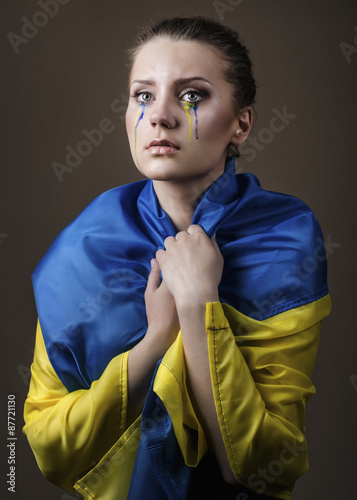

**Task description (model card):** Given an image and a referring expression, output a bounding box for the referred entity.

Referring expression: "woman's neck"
[153,171,222,232]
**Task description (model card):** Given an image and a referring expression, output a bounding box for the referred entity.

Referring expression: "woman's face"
[126,38,241,183]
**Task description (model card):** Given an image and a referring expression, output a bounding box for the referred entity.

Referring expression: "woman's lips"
[147,139,180,155]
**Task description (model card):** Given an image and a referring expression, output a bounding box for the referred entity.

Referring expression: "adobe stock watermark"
[340,26,357,64]
[17,346,34,388]
[240,107,296,163]
[0,233,9,245]
[213,0,243,22]
[51,93,127,183]
[75,399,179,497]
[246,438,305,496]
[7,0,72,55]
[349,374,357,393]
[61,493,82,499]
[17,265,134,386]
[232,233,340,339]
[252,234,340,321]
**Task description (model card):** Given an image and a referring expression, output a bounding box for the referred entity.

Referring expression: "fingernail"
[150,259,155,268]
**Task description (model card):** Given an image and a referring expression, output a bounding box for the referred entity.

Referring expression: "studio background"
[1,0,356,498]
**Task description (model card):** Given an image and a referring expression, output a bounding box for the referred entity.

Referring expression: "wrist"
[175,291,219,313]
[139,330,166,360]
[176,296,219,332]
[143,324,179,359]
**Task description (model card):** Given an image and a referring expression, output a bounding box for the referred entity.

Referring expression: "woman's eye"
[180,91,203,103]
[139,92,152,102]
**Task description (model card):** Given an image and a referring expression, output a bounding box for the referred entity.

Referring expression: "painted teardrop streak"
[184,103,198,147]
[183,103,193,146]
[134,103,145,162]
[193,104,199,139]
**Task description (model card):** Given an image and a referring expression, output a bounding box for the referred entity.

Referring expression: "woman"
[23,17,331,500]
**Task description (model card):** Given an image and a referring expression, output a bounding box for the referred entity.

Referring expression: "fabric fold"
[27,156,331,498]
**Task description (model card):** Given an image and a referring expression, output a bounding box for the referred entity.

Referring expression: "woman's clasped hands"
[144,224,224,354]
[156,224,223,309]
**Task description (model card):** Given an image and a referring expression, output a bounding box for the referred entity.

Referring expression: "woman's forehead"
[130,38,227,84]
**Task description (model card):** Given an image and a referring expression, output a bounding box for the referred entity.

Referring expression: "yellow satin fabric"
[23,321,129,492]
[154,295,331,499]
[23,294,331,499]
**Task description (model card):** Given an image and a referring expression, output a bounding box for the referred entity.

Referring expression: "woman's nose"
[149,96,178,129]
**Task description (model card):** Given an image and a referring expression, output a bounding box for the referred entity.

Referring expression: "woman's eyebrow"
[130,79,155,87]
[177,77,213,86]
[130,77,213,87]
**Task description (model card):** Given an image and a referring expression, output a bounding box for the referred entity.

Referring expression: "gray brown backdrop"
[1,1,357,498]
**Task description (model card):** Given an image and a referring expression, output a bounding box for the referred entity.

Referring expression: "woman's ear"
[230,106,253,146]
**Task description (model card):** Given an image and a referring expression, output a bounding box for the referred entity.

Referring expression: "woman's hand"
[127,259,179,424]
[155,225,224,310]
[155,226,233,482]
[144,258,180,356]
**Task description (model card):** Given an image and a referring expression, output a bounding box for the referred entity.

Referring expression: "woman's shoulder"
[75,179,148,224]
[218,173,329,319]
[236,172,323,240]
[238,172,315,213]
[32,178,149,279]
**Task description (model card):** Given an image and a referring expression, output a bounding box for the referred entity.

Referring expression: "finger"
[155,248,165,266]
[187,224,205,235]
[175,230,187,240]
[146,258,161,292]
[163,235,176,249]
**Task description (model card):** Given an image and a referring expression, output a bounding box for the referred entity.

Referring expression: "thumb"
[146,258,162,292]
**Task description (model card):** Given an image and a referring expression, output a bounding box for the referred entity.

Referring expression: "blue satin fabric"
[32,157,329,498]
[127,362,192,500]
[32,156,328,393]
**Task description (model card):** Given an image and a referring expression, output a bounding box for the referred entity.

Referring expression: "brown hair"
[127,16,256,157]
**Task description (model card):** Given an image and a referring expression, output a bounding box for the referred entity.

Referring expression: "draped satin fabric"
[31,157,329,498]
[32,157,328,392]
